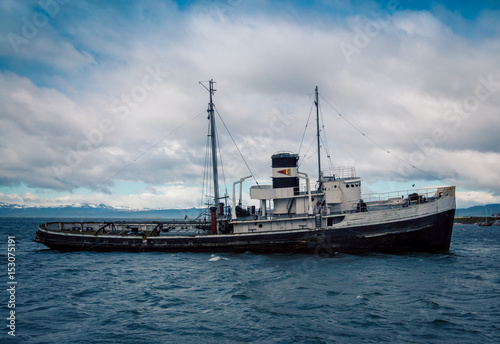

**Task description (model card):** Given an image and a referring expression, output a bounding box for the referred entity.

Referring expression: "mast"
[315,86,321,187]
[207,79,219,210]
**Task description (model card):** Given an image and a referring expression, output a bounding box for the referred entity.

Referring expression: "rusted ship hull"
[35,208,454,254]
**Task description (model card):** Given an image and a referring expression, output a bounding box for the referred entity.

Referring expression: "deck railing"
[322,167,356,180]
[361,187,441,205]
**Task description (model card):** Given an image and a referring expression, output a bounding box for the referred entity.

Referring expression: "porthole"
[258,224,263,228]
[346,184,350,188]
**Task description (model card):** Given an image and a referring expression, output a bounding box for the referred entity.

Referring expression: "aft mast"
[315,86,322,188]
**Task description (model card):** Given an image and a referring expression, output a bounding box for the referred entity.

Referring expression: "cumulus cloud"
[456,191,500,209]
[0,0,499,209]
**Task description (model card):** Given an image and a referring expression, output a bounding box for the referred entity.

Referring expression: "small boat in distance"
[477,205,493,226]
[35,82,456,254]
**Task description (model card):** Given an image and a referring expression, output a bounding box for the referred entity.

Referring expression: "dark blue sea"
[1,218,499,343]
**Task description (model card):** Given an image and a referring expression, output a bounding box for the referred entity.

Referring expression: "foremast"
[201,79,223,234]
[200,79,220,210]
[207,79,219,210]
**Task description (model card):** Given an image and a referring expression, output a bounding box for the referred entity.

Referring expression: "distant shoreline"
[455,217,499,224]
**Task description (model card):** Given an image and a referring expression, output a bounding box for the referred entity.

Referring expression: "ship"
[35,81,456,254]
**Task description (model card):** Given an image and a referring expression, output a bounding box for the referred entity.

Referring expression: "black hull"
[35,209,455,254]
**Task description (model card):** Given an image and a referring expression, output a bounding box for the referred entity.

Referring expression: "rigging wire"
[200,121,212,210]
[215,125,228,201]
[297,100,315,157]
[213,104,260,187]
[318,94,448,184]
[298,136,318,168]
[320,136,333,171]
[56,111,206,217]
[318,100,334,171]
[298,97,335,172]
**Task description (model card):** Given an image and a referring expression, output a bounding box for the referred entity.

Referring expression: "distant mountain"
[0,202,204,219]
[1,202,499,219]
[456,204,500,217]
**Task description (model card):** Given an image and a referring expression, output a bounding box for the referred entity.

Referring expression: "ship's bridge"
[320,167,362,214]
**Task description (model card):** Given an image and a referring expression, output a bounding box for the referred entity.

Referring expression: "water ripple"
[4,220,500,343]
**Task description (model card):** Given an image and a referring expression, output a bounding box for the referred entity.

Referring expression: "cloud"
[0,0,499,209]
[0,184,203,209]
[456,190,500,209]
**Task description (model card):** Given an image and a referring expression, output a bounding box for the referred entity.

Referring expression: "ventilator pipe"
[298,172,313,215]
[232,175,252,220]
[260,199,266,218]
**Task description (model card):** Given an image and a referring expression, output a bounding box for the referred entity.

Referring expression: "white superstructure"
[231,151,455,234]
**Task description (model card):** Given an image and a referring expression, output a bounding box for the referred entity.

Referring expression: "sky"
[1,0,499,210]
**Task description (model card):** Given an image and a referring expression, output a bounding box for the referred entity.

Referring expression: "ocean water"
[1,218,499,343]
